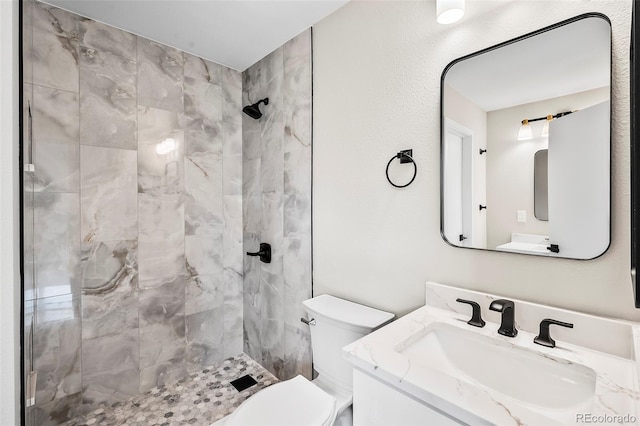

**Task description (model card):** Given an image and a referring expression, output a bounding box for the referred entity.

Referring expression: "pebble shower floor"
[63,354,278,426]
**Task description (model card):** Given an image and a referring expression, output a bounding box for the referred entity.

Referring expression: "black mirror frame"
[440,13,612,261]
[631,0,640,307]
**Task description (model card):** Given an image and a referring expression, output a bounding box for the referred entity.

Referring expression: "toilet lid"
[225,375,337,426]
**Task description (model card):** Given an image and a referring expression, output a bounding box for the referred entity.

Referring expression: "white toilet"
[223,294,394,426]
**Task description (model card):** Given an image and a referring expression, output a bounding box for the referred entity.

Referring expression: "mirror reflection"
[441,14,611,260]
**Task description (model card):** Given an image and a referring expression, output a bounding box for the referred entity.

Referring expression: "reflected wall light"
[541,115,553,137]
[517,119,533,141]
[156,138,176,155]
[518,111,574,141]
[437,0,465,24]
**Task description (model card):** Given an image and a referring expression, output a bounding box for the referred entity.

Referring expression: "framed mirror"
[440,13,611,260]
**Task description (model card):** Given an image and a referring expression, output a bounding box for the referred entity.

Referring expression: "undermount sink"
[397,322,597,411]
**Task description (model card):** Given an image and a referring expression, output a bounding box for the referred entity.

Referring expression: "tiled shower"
[21,1,312,423]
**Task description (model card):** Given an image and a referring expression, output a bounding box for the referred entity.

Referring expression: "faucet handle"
[456,298,486,328]
[534,318,574,348]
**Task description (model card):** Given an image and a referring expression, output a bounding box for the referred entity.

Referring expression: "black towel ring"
[386,150,417,188]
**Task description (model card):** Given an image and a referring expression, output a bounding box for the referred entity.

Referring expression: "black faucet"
[456,298,485,328]
[489,299,517,337]
[534,318,574,348]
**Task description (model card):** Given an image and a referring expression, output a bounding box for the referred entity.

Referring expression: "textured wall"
[313,0,640,321]
[242,29,313,381]
[26,2,243,422]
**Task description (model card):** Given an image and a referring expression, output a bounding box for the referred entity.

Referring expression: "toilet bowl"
[223,294,394,426]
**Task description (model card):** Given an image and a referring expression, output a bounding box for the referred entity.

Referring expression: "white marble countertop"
[343,282,640,425]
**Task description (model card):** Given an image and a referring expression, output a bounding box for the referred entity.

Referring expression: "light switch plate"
[517,210,527,223]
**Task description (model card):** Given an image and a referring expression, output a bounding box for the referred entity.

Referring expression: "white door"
[444,121,473,247]
[548,101,609,259]
[444,132,464,245]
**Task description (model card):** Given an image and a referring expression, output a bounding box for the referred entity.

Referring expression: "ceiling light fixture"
[437,0,465,25]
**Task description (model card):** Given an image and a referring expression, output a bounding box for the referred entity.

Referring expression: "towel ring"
[386,150,417,188]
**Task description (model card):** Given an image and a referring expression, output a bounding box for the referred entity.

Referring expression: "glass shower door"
[22,0,36,423]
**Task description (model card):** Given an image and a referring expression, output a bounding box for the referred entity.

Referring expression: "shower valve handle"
[247,243,271,263]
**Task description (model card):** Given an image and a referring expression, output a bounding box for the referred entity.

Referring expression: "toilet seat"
[225,375,337,426]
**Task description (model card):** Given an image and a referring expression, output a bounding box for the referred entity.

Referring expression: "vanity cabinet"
[352,369,464,426]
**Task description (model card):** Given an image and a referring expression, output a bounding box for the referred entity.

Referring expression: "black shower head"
[243,98,269,119]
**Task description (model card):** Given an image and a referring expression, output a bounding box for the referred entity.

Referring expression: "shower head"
[243,98,269,119]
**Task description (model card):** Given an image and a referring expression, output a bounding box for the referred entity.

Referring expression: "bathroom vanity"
[344,282,640,425]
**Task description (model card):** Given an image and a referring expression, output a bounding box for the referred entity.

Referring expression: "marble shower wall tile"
[284,324,312,380]
[80,240,138,340]
[284,29,312,240]
[137,37,184,113]
[30,3,248,413]
[186,235,223,277]
[81,146,137,243]
[138,193,185,284]
[260,109,285,195]
[138,275,186,391]
[243,232,262,363]
[78,18,136,62]
[138,106,185,194]
[33,392,81,425]
[242,156,262,237]
[261,252,285,379]
[184,53,223,84]
[185,234,223,315]
[32,85,79,193]
[33,315,82,407]
[223,68,242,125]
[223,122,242,196]
[223,196,243,276]
[32,1,79,92]
[241,111,262,161]
[186,273,222,317]
[184,76,223,133]
[185,126,223,157]
[23,0,33,84]
[34,192,80,298]
[139,277,186,368]
[81,329,140,407]
[139,360,187,393]
[242,29,311,382]
[283,237,312,332]
[282,237,312,380]
[184,129,223,236]
[186,308,224,369]
[223,267,244,358]
[79,46,137,150]
[223,195,243,357]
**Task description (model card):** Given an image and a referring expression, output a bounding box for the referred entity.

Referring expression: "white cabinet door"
[353,370,463,426]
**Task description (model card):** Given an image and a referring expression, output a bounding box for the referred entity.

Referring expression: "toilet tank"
[302,294,394,392]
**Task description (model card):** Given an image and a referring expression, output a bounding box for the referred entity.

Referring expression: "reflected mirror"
[534,149,548,221]
[441,14,611,260]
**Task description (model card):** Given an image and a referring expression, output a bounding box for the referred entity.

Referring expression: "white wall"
[444,84,487,248]
[0,0,21,423]
[313,0,639,321]
[486,87,609,249]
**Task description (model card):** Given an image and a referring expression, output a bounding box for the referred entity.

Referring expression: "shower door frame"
[18,0,28,423]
